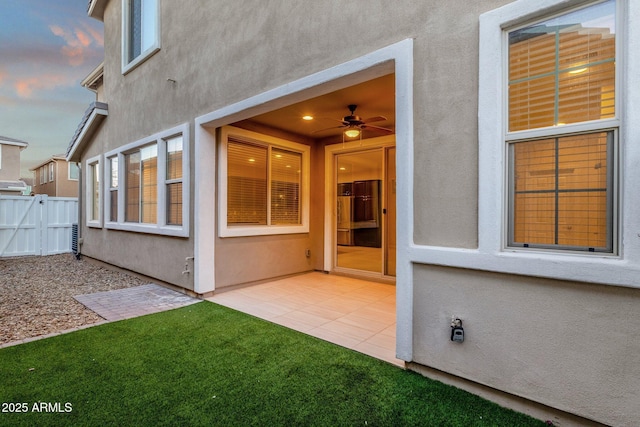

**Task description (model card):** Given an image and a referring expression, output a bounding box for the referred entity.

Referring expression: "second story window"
[506,0,618,253]
[122,0,160,74]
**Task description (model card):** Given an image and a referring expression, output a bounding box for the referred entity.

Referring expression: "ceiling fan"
[312,104,393,137]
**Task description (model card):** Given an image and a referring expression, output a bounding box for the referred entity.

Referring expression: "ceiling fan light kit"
[312,104,393,138]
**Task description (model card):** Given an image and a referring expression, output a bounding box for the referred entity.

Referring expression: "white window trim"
[476,0,640,288]
[121,0,161,75]
[86,155,102,228]
[68,162,79,181]
[218,126,310,238]
[104,123,189,237]
[49,163,54,182]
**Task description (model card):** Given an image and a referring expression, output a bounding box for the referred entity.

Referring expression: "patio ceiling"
[241,73,395,142]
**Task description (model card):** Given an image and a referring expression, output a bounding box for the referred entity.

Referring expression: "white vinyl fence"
[0,195,78,257]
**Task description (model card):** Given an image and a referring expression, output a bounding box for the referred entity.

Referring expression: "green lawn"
[0,301,544,426]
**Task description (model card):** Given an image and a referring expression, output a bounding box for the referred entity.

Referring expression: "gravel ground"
[0,254,147,345]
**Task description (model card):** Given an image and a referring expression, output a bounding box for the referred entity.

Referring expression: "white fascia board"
[66,107,108,163]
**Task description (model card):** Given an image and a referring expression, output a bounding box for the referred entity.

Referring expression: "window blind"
[512,132,610,249]
[125,152,141,223]
[140,145,157,224]
[270,148,301,224]
[166,136,183,225]
[508,11,616,131]
[227,139,267,225]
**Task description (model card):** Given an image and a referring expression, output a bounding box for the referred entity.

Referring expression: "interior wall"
[212,123,324,288]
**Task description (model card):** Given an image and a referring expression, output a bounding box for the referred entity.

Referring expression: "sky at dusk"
[0,0,104,178]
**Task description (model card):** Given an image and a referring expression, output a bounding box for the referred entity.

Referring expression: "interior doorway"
[333,142,396,278]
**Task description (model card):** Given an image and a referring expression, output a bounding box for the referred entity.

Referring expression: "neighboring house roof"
[29,154,69,171]
[0,180,27,192]
[0,136,29,149]
[66,101,108,162]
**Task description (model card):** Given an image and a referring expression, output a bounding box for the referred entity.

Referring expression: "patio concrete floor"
[207,272,403,367]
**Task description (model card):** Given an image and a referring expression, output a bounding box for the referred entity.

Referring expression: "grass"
[0,301,545,426]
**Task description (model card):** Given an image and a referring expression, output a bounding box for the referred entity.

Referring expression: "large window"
[104,124,189,237]
[219,126,310,237]
[506,0,617,253]
[122,0,159,74]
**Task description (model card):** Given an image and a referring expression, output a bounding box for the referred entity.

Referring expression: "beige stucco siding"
[0,145,22,180]
[412,264,640,425]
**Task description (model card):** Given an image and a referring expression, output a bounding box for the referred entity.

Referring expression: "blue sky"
[0,0,104,178]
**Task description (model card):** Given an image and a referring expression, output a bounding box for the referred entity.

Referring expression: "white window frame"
[505,0,619,254]
[106,155,119,223]
[104,123,189,237]
[121,0,160,75]
[86,155,102,228]
[49,163,54,182]
[69,162,79,181]
[218,126,310,238]
[478,0,640,288]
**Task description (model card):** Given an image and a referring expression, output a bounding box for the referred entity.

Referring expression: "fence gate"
[0,195,78,257]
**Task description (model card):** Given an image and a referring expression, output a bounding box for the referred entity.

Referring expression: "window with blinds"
[166,136,183,225]
[506,0,617,252]
[226,137,302,227]
[104,124,188,236]
[510,132,612,250]
[508,1,616,131]
[125,145,157,224]
[271,148,302,225]
[109,157,118,222]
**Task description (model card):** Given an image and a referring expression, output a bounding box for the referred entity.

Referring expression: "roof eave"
[81,62,104,93]
[66,103,108,163]
[0,138,29,149]
[29,156,68,172]
[88,0,108,22]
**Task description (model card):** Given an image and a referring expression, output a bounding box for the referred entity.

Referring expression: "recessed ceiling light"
[302,115,314,121]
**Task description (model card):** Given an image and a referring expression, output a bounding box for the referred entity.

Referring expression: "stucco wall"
[413,265,640,425]
[0,145,22,180]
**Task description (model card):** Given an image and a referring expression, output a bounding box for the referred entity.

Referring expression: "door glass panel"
[385,147,396,276]
[336,150,383,273]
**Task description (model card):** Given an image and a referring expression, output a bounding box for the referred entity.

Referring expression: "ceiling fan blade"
[361,124,394,134]
[362,116,387,124]
[311,125,346,135]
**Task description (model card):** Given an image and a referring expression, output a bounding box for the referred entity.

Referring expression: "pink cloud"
[14,74,69,98]
[49,24,102,66]
[82,23,104,47]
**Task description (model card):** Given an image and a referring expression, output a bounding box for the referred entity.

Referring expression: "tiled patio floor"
[207,272,403,367]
